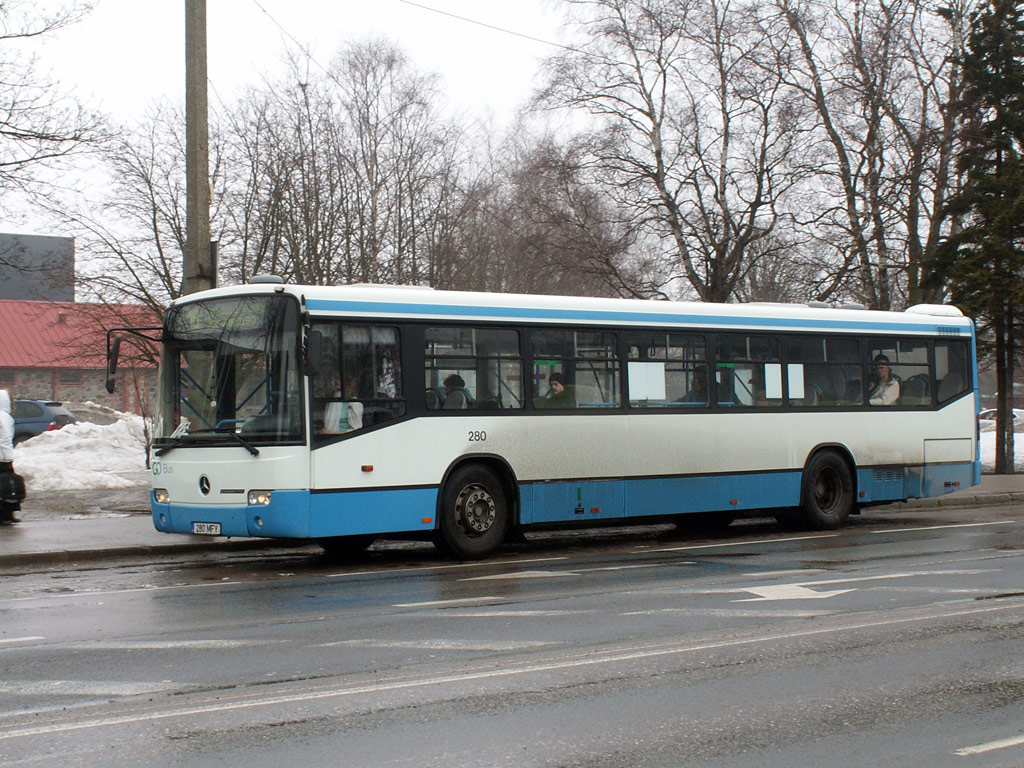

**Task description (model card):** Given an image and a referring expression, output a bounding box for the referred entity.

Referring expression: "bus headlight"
[248,490,272,506]
[154,488,170,504]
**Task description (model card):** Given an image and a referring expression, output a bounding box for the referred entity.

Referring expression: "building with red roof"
[0,299,160,414]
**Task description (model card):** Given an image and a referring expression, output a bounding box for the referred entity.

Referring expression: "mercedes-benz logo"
[199,475,211,495]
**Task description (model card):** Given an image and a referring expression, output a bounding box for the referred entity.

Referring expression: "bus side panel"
[518,470,803,525]
[624,471,802,518]
[521,480,626,524]
[308,487,438,537]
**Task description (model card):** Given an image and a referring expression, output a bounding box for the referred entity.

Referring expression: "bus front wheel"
[435,465,509,560]
[799,451,854,530]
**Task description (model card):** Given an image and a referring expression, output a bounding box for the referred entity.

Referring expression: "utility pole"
[184,0,214,294]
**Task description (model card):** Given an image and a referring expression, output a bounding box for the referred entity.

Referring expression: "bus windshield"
[154,294,304,446]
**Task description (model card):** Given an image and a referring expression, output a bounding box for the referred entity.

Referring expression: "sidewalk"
[2,475,1024,569]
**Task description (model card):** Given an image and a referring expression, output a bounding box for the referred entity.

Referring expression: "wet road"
[2,503,1023,768]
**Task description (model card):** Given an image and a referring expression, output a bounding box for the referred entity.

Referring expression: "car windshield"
[153,294,304,446]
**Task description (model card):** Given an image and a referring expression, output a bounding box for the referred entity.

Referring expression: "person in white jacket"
[868,355,901,406]
[0,389,20,524]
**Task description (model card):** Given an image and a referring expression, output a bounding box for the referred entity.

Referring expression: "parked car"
[978,407,1024,432]
[11,399,77,445]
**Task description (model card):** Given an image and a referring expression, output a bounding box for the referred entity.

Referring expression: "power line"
[397,0,576,54]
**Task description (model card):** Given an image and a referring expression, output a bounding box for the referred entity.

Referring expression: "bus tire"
[317,534,376,558]
[799,451,854,530]
[436,464,509,560]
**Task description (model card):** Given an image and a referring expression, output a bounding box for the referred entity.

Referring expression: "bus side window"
[531,329,619,409]
[424,327,523,411]
[936,339,970,404]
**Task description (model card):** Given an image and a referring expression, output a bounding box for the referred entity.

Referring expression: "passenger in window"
[320,375,364,433]
[868,355,900,406]
[683,367,709,404]
[537,372,576,409]
[442,374,475,409]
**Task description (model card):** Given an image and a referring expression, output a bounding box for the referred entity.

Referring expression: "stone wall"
[0,367,156,415]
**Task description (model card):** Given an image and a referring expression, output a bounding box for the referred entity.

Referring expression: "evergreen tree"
[935,0,1024,473]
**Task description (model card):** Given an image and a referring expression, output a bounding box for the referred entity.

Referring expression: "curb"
[0,537,317,570]
[893,491,1024,510]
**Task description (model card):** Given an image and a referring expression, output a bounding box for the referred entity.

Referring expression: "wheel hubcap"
[456,484,496,535]
[814,469,841,513]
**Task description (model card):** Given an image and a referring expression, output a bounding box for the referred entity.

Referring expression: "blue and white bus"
[130,279,979,559]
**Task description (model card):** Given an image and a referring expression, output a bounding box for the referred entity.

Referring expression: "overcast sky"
[37,0,564,126]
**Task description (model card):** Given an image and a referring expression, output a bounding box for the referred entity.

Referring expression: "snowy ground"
[8,405,1020,491]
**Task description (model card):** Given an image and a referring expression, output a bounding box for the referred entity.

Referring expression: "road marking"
[953,733,1024,756]
[319,639,558,651]
[0,681,180,696]
[651,534,838,552]
[3,598,1022,742]
[0,581,243,604]
[622,608,831,618]
[392,597,504,608]
[672,570,997,601]
[463,570,570,581]
[872,521,1015,534]
[441,610,591,617]
[462,563,675,581]
[0,637,43,645]
[328,556,569,579]
[735,585,855,601]
[81,640,279,650]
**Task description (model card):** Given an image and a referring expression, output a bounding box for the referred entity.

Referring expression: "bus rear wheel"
[798,451,854,530]
[435,465,509,560]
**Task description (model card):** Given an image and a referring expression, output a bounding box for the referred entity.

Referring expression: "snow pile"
[14,411,150,491]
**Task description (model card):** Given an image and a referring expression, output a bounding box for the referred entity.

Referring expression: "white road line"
[873,521,1015,534]
[0,636,44,645]
[81,640,280,650]
[622,608,830,618]
[953,733,1024,756]
[651,534,838,552]
[463,570,571,581]
[319,639,558,651]
[441,610,591,617]
[0,581,243,604]
[392,597,504,608]
[4,598,1022,742]
[327,556,569,579]
[0,681,180,696]
[735,585,855,601]
[462,563,676,581]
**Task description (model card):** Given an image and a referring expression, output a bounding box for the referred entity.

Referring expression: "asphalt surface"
[1,475,1023,568]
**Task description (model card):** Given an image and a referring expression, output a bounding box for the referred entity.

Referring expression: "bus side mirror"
[105,336,122,393]
[304,330,323,377]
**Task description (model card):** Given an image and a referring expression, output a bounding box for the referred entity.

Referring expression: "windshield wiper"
[154,437,186,457]
[155,429,260,457]
[221,430,259,456]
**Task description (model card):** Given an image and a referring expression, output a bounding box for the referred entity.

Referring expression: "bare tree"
[0,1,103,200]
[218,40,469,289]
[765,0,969,308]
[538,0,804,302]
[53,103,226,311]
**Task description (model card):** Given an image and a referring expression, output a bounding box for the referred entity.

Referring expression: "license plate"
[192,522,221,535]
